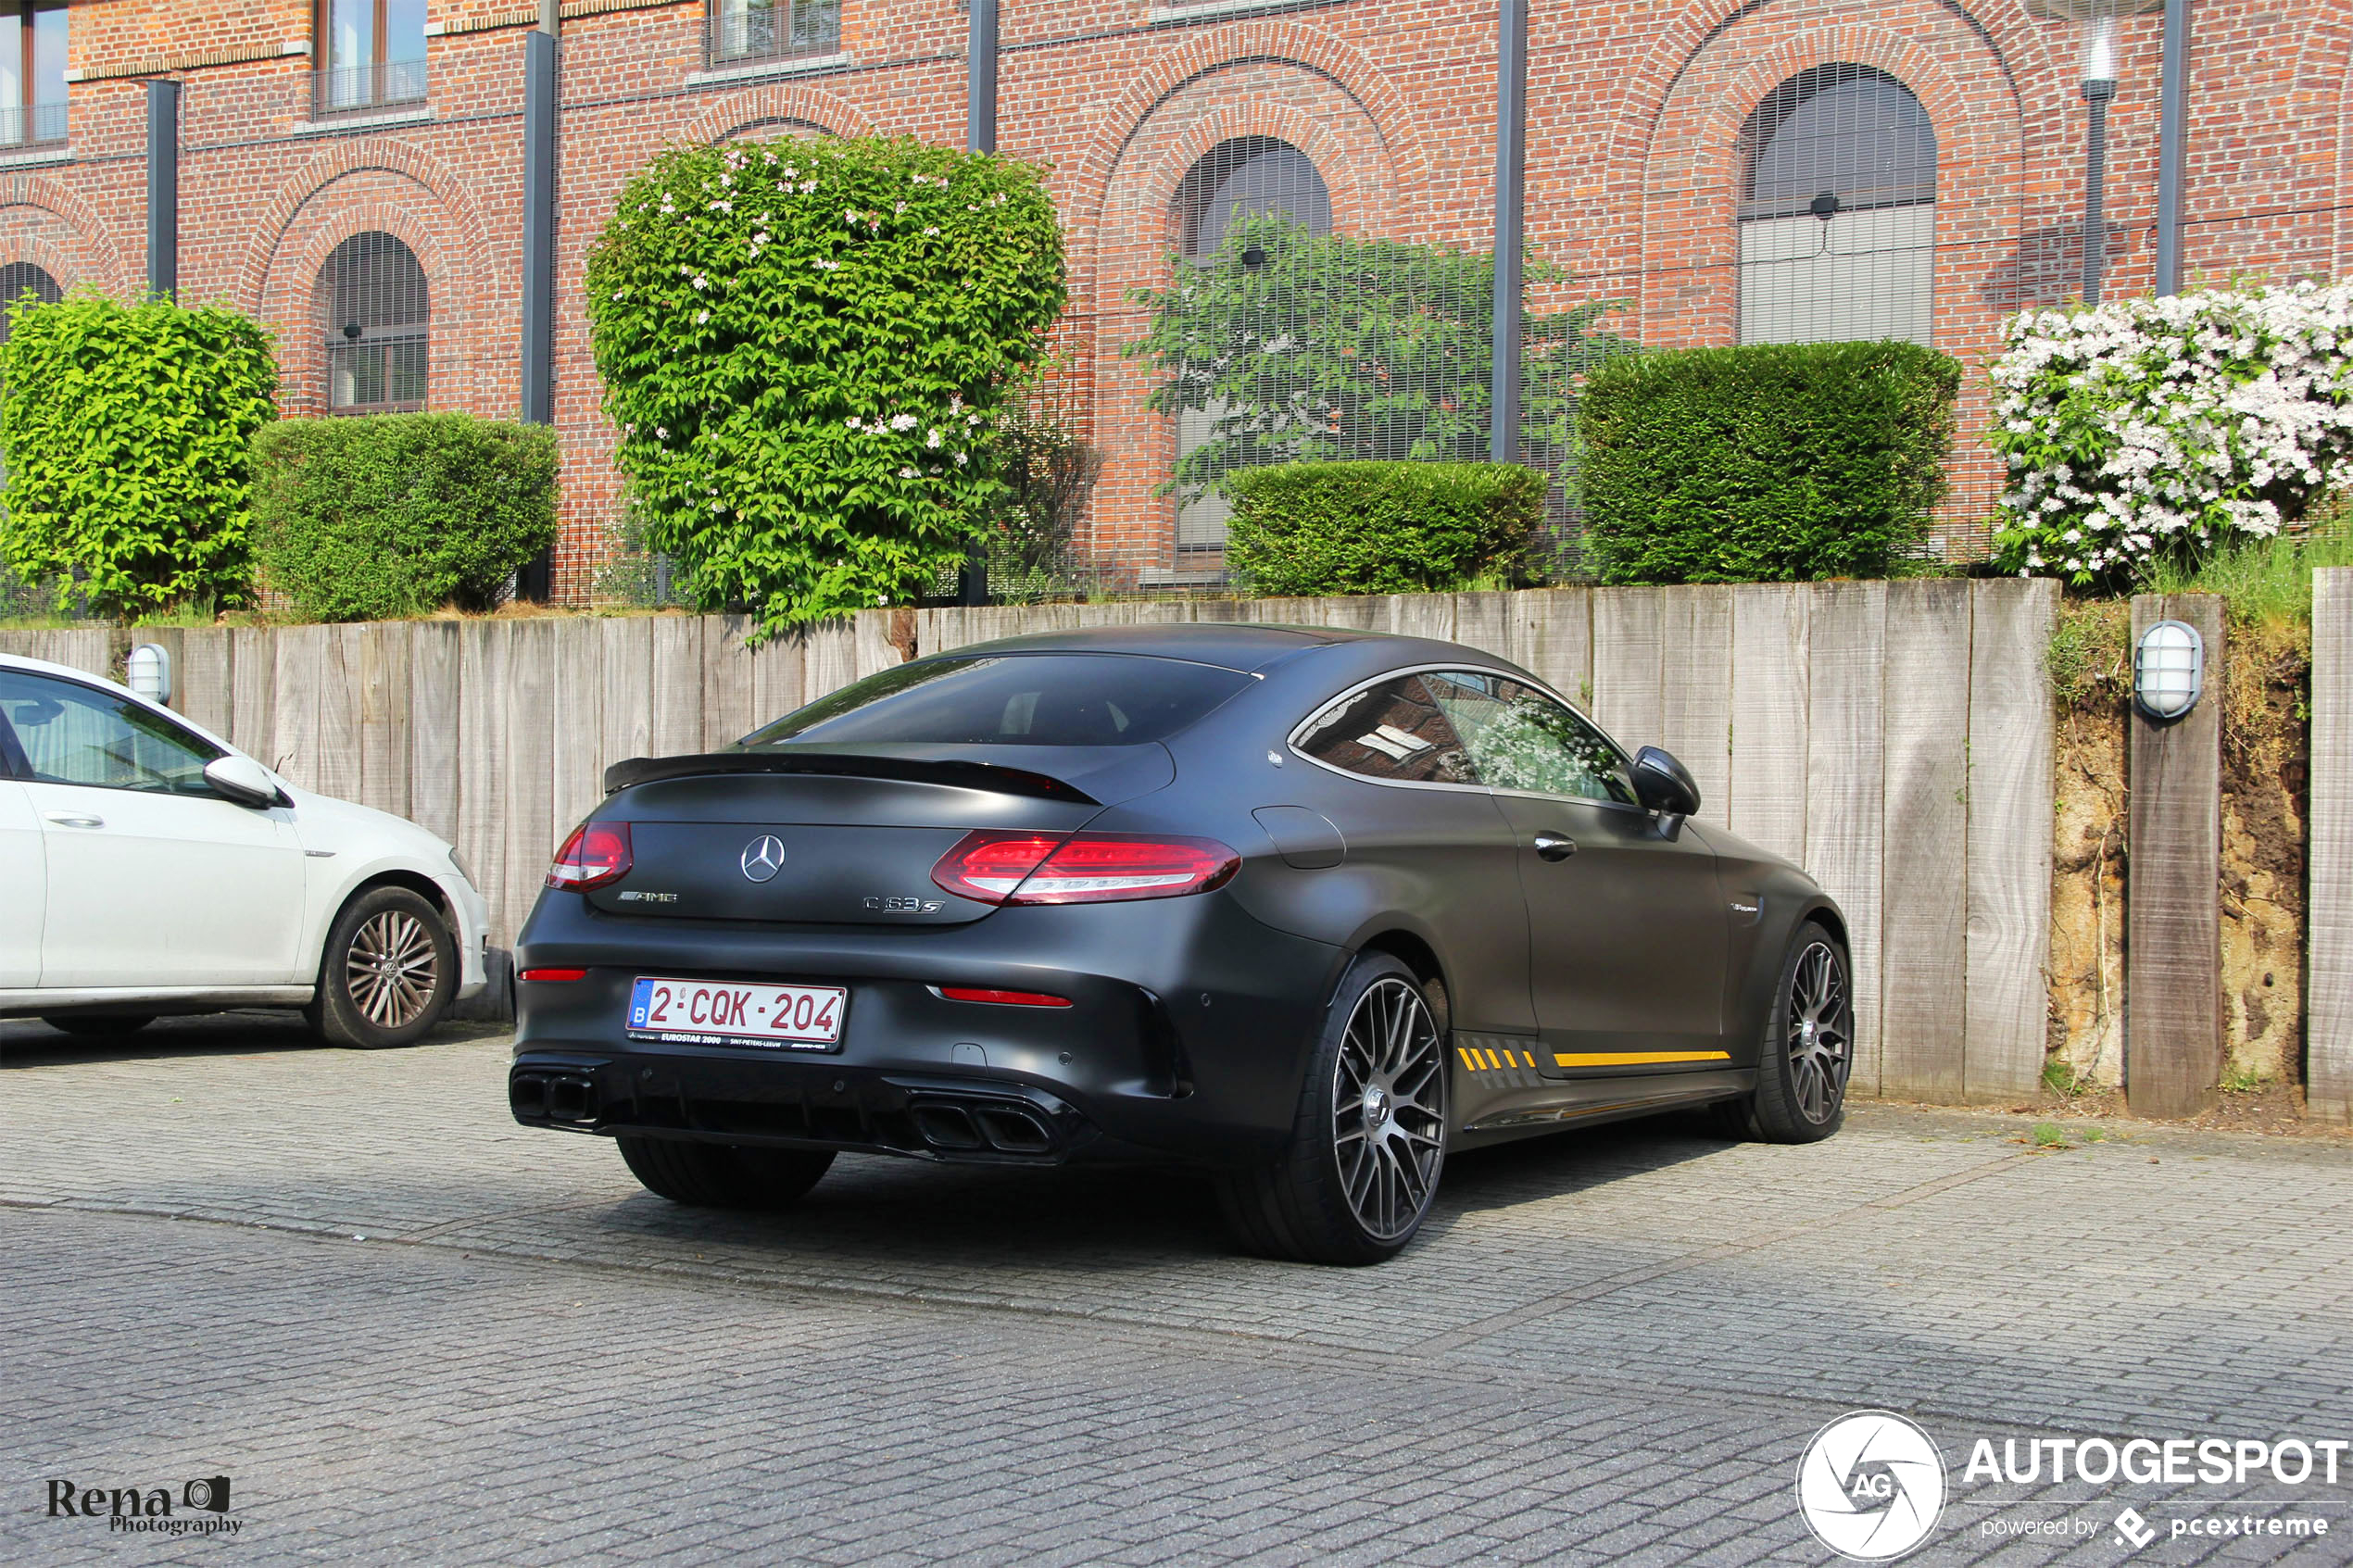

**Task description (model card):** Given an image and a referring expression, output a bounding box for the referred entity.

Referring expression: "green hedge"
[249,413,560,621]
[0,291,279,618]
[1578,340,1961,584]
[1224,460,1546,596]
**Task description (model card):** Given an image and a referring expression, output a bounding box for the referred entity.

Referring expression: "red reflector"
[931,831,1239,907]
[547,821,632,892]
[519,968,587,983]
[938,986,1074,1009]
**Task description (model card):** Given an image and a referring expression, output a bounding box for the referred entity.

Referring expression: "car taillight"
[937,986,1074,1008]
[931,830,1239,907]
[547,822,632,891]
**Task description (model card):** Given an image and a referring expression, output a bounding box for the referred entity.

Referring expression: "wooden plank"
[750,629,806,726]
[649,615,705,759]
[2125,592,2223,1118]
[1656,584,1734,825]
[1727,583,1810,863]
[408,622,463,848]
[1964,578,2058,1103]
[2310,569,2353,1123]
[803,619,859,702]
[1590,586,1664,753]
[178,629,233,738]
[1384,592,1454,644]
[549,619,605,835]
[1506,588,1592,707]
[270,625,325,791]
[1452,591,1513,661]
[1879,578,1972,1102]
[853,608,907,680]
[1802,581,1887,1097]
[501,621,557,951]
[358,622,411,820]
[312,624,365,806]
[702,615,758,748]
[456,621,508,947]
[229,627,276,758]
[598,616,654,771]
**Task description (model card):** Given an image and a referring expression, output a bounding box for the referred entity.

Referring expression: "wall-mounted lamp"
[126,642,173,707]
[1808,191,1842,222]
[2079,3,2120,303]
[2133,619,2203,720]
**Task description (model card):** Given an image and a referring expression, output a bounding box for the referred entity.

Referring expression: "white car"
[0,652,489,1047]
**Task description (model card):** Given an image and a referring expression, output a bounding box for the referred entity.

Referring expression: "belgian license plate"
[625,976,848,1050]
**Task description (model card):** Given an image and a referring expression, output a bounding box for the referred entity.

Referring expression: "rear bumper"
[509,889,1346,1168]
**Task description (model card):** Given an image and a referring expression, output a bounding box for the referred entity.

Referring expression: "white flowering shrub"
[586,136,1063,635]
[1992,282,2353,583]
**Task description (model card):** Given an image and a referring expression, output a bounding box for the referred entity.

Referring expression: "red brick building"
[2,0,2338,596]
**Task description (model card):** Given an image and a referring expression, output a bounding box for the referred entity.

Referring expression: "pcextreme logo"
[1795,1411,1948,1562]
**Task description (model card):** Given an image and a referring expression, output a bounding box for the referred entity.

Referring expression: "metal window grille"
[322,232,429,413]
[314,0,427,116]
[0,0,68,148]
[1170,138,1333,553]
[707,0,840,67]
[1737,64,1937,346]
[0,261,59,346]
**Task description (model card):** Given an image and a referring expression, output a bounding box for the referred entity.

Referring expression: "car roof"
[936,621,1384,672]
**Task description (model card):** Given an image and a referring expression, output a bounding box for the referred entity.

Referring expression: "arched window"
[320,232,428,413]
[0,262,60,347]
[1168,138,1332,553]
[1737,65,1935,346]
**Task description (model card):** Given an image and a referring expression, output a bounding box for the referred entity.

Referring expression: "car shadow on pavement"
[0,1011,503,1069]
[555,1110,1737,1269]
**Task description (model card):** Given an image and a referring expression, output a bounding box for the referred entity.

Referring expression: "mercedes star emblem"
[739,834,786,883]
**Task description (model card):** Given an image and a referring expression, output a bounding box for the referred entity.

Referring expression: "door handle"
[1533,832,1577,861]
[44,812,104,829]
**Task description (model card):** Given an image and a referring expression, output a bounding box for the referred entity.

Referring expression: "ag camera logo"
[1796,1411,1947,1561]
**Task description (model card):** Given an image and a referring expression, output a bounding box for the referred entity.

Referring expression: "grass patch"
[2031,1123,2070,1148]
[2221,1062,2265,1095]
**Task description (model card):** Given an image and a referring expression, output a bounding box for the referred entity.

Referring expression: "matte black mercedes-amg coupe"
[510,623,1852,1263]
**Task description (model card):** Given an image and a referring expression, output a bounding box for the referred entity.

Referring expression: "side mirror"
[1631,746,1702,820]
[205,754,283,809]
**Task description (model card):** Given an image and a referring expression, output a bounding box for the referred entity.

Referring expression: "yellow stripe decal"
[1551,1050,1734,1068]
[1484,1048,1503,1070]
[1457,1047,1478,1071]
[1523,1051,1539,1069]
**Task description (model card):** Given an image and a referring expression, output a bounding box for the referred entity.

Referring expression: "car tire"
[616,1135,836,1210]
[1715,920,1851,1144]
[1215,952,1451,1265]
[41,1014,156,1037]
[306,885,457,1050]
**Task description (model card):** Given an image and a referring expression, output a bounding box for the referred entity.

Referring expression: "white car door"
[0,771,43,988]
[0,669,306,989]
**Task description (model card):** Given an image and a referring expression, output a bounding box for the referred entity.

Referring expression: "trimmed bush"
[585,135,1065,637]
[249,413,560,621]
[0,291,278,618]
[1579,341,1960,584]
[1224,461,1546,596]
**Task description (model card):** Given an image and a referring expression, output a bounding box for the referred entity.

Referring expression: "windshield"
[740,654,1254,748]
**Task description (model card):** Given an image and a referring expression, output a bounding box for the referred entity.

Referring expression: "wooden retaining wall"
[2,579,2058,1103]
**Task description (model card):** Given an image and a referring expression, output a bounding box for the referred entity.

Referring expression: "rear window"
[740,654,1254,748]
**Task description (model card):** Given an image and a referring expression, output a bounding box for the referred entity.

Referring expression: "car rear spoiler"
[601,750,1100,805]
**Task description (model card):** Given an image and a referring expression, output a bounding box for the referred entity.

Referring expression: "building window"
[1737,64,1935,347]
[0,261,58,345]
[321,233,428,413]
[707,0,841,68]
[317,0,427,115]
[1169,137,1331,552]
[0,1,67,149]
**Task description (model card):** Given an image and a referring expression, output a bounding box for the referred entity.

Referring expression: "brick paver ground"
[2,1014,2349,1566]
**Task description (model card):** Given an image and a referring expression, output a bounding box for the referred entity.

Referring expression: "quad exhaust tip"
[511,1072,598,1124]
[912,1098,1054,1155]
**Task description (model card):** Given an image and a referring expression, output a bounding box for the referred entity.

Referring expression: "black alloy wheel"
[1217,951,1450,1265]
[1717,919,1851,1144]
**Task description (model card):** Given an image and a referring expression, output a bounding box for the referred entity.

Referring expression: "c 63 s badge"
[864,895,946,914]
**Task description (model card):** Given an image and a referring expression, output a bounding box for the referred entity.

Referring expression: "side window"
[1424,671,1638,805]
[1293,675,1481,786]
[0,672,224,795]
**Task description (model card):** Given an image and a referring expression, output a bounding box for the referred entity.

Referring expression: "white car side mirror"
[205,754,282,809]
